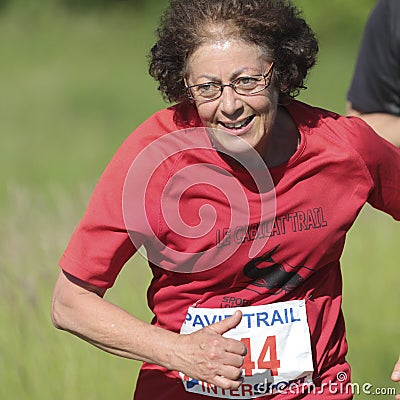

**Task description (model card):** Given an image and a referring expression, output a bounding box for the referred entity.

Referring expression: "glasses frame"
[184,62,274,103]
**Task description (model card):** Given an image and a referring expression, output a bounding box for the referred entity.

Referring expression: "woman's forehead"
[186,39,269,75]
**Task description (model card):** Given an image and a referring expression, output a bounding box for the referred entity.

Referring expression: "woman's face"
[186,39,278,154]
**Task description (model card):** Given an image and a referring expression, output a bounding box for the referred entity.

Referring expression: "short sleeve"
[59,134,140,289]
[58,104,199,288]
[343,116,400,220]
[347,0,400,115]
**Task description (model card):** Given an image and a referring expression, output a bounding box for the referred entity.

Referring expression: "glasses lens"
[234,76,265,95]
[191,83,221,100]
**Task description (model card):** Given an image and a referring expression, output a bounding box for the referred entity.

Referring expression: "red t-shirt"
[59,100,400,399]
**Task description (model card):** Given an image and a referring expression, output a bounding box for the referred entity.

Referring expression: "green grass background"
[1,0,399,399]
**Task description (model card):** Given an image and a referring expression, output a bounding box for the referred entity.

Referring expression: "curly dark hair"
[149,0,318,103]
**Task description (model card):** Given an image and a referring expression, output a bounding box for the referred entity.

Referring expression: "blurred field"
[0,1,398,399]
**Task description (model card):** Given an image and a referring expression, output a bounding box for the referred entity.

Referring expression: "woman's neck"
[260,105,300,167]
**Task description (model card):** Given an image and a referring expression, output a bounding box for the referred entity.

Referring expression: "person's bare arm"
[51,271,246,389]
[391,356,400,400]
[346,102,400,148]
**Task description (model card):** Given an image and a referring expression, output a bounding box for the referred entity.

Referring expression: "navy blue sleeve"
[347,0,400,115]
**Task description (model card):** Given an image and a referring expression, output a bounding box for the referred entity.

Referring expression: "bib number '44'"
[241,336,281,377]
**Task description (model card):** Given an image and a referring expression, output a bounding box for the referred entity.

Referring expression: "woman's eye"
[198,83,217,93]
[236,77,259,87]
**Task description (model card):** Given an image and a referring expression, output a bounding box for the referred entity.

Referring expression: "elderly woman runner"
[51,0,400,399]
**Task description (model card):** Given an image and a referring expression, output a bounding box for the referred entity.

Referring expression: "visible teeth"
[226,121,246,128]
[222,116,253,129]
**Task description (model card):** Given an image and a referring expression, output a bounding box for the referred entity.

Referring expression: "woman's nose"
[220,85,241,114]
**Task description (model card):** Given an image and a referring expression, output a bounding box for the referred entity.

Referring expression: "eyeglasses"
[185,62,274,102]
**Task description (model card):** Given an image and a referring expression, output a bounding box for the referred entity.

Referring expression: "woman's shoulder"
[289,100,400,173]
[108,102,204,172]
[138,102,202,134]
[288,99,379,144]
[110,102,201,159]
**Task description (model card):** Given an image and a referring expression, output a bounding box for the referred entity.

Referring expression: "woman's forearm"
[51,271,246,390]
[51,271,178,368]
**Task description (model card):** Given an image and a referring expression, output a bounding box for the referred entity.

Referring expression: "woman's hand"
[391,355,400,400]
[172,310,247,390]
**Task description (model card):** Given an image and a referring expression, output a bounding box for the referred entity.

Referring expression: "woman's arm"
[51,271,246,389]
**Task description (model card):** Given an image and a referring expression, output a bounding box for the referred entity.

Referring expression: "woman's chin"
[208,127,254,153]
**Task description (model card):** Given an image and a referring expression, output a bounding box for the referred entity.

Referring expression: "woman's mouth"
[218,115,255,133]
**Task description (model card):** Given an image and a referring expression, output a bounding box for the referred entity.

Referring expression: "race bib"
[179,300,314,398]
